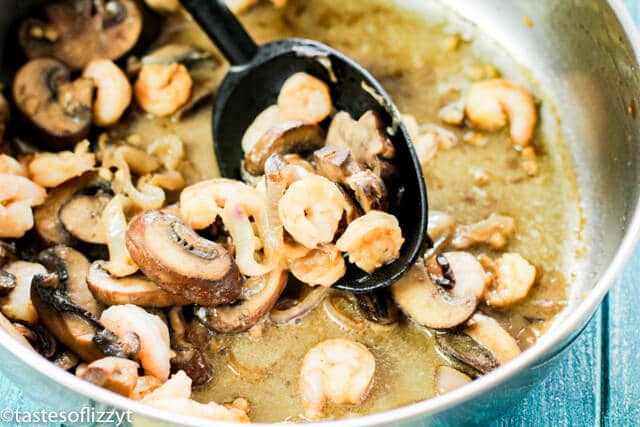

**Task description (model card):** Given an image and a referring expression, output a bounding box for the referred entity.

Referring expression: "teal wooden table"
[1,3,640,426]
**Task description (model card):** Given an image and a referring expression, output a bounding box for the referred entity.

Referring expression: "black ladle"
[180,0,428,293]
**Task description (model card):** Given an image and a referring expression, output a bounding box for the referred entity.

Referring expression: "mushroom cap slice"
[19,0,142,70]
[436,313,521,374]
[13,58,93,149]
[126,211,243,307]
[195,269,288,333]
[59,182,113,245]
[31,272,131,363]
[87,261,191,307]
[0,261,47,325]
[77,356,140,396]
[244,121,325,176]
[38,245,102,317]
[435,331,498,375]
[435,366,472,395]
[34,171,98,246]
[391,261,477,329]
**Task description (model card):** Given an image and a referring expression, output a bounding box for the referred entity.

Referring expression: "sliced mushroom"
[435,331,497,375]
[0,271,16,296]
[59,182,113,245]
[313,146,388,212]
[34,171,98,246]
[0,241,17,268]
[38,245,102,317]
[345,170,388,212]
[244,121,325,176]
[0,261,47,325]
[52,349,81,371]
[13,58,93,149]
[126,211,243,307]
[269,284,329,326]
[391,261,476,329]
[195,269,288,333]
[19,0,142,70]
[168,307,212,386]
[13,323,58,358]
[0,312,34,350]
[31,272,136,362]
[451,213,515,250]
[326,110,396,177]
[87,261,190,307]
[77,356,140,396]
[357,110,396,160]
[436,313,521,374]
[356,289,400,326]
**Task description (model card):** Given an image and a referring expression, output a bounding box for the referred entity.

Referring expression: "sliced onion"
[102,194,139,277]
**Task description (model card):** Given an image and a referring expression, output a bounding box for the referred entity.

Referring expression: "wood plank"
[605,244,640,425]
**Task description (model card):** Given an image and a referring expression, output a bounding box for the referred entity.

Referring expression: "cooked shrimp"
[484,253,536,307]
[336,211,403,273]
[438,251,487,299]
[28,140,95,187]
[290,243,346,287]
[100,304,173,381]
[142,371,250,422]
[83,59,132,127]
[0,154,27,176]
[222,186,283,276]
[464,313,521,364]
[451,213,515,250]
[279,174,346,249]
[299,338,375,419]
[277,72,332,124]
[465,78,537,147]
[102,195,138,277]
[0,173,46,238]
[134,63,193,117]
[180,178,253,230]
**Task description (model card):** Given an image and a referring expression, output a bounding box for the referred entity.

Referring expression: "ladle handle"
[179,0,258,66]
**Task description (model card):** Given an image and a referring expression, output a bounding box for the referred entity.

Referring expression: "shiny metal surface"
[0,0,639,425]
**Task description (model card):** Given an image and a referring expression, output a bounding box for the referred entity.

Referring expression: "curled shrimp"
[336,210,403,273]
[465,78,537,147]
[141,371,250,422]
[221,186,283,276]
[83,59,132,127]
[277,72,332,124]
[180,178,253,230]
[290,243,346,287]
[134,63,193,117]
[0,173,46,238]
[100,304,173,381]
[0,154,27,176]
[279,174,346,249]
[299,338,375,419]
[28,140,95,187]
